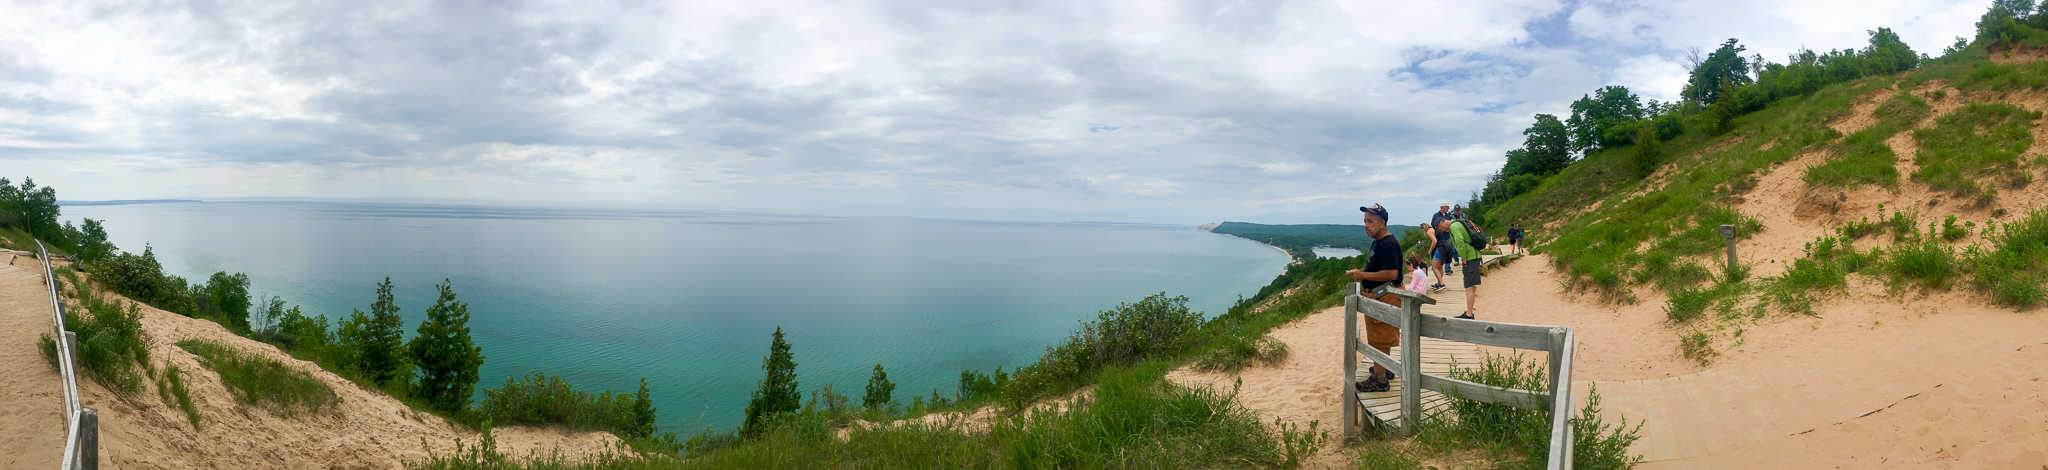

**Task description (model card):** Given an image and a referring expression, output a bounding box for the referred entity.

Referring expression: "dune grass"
[157,364,202,430]
[1804,92,1931,188]
[1911,103,2042,204]
[176,339,339,416]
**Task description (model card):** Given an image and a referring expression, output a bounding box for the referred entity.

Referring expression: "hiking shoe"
[1428,285,1446,294]
[1456,312,1475,320]
[1355,376,1390,393]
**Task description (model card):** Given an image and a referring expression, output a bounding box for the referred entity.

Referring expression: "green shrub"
[478,371,656,438]
[1970,207,2048,308]
[177,339,339,416]
[1002,293,1205,407]
[43,283,153,394]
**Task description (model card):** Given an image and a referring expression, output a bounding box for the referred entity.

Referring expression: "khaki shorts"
[1365,292,1402,353]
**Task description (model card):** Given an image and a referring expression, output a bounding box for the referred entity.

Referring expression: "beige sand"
[1158,248,2047,468]
[0,256,621,469]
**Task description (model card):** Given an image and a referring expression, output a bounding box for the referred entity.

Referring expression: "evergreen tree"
[629,378,657,439]
[346,277,410,387]
[863,363,895,409]
[409,279,484,415]
[742,326,800,436]
[1632,122,1664,178]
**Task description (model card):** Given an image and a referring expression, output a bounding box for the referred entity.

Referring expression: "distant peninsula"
[59,199,202,206]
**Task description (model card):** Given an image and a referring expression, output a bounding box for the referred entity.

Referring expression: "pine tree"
[408,279,484,414]
[629,378,656,439]
[355,277,410,387]
[741,326,800,436]
[863,363,894,409]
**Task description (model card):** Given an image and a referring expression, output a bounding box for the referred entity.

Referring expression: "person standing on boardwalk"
[1443,217,1483,319]
[1427,201,1455,293]
[1346,204,1403,393]
[1405,258,1429,293]
[1508,225,1525,255]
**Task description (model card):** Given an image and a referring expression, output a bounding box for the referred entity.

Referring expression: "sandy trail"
[0,254,623,469]
[1164,251,2048,468]
[1480,255,2048,468]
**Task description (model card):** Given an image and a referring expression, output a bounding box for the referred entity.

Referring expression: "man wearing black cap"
[1346,204,1403,393]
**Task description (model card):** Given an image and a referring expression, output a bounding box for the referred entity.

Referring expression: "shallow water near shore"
[63,201,1286,433]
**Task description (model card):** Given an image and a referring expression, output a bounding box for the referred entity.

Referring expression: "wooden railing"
[1341,281,1575,469]
[36,241,99,470]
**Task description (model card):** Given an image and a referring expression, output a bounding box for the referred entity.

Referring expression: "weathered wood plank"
[1546,328,1575,470]
[1370,283,1437,304]
[1357,298,1405,329]
[1417,373,1551,410]
[1414,314,1556,350]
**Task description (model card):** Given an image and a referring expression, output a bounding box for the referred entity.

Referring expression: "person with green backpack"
[1442,217,1484,319]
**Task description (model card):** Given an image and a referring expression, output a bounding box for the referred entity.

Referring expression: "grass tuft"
[177,339,339,416]
[157,363,202,430]
[1911,103,2042,200]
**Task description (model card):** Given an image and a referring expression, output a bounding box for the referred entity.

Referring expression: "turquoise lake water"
[62,201,1286,433]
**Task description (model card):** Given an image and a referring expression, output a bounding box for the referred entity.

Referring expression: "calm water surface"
[64,201,1285,432]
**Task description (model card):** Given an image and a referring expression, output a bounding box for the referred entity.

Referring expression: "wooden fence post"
[78,407,97,470]
[1399,296,1422,435]
[1341,282,1360,442]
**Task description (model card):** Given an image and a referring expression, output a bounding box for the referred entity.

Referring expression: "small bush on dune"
[1002,293,1205,407]
[1971,208,2048,308]
[480,371,657,438]
[41,283,153,394]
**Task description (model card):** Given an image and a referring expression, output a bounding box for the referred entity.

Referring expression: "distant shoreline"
[59,199,201,206]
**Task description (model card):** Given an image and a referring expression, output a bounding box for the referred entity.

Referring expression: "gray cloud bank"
[0,0,1976,223]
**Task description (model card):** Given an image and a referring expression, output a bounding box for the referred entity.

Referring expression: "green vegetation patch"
[416,363,1325,470]
[1805,93,1932,188]
[1419,354,1643,469]
[177,339,339,416]
[1972,210,2048,308]
[158,364,202,430]
[40,283,153,394]
[1911,103,2042,203]
[481,371,656,439]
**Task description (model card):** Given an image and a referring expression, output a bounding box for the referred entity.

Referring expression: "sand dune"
[0,254,620,469]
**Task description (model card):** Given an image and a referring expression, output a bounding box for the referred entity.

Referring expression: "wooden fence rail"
[36,241,98,470]
[1342,280,1574,469]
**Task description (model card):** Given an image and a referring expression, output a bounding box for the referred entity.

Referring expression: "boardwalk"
[1351,254,1506,434]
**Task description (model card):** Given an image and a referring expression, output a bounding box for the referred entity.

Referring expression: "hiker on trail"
[1508,225,1525,255]
[1405,258,1429,293]
[1428,201,1455,293]
[1345,204,1403,393]
[1442,217,1482,319]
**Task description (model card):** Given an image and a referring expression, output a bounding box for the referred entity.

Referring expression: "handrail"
[1342,274,1575,470]
[36,241,96,470]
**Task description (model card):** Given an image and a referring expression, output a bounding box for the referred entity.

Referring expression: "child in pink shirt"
[1405,260,1429,292]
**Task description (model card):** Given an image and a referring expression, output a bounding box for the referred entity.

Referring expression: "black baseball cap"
[1358,204,1389,222]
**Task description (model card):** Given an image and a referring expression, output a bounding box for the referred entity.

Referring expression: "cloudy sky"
[0,0,1983,224]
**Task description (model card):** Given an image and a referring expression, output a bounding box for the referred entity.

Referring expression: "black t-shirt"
[1361,233,1403,291]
